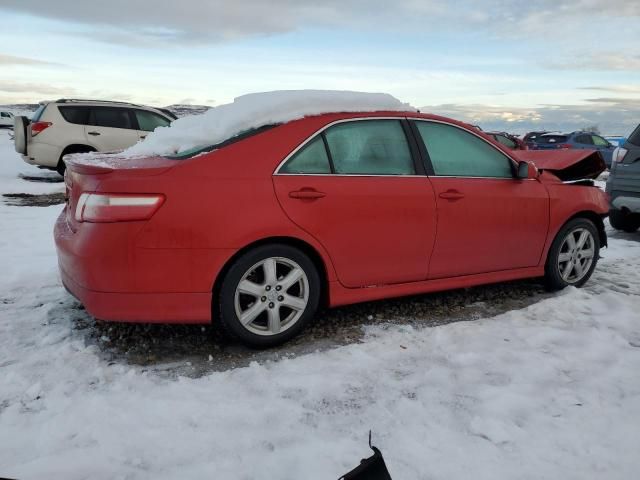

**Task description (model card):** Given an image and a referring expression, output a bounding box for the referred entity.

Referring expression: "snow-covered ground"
[1,128,639,479]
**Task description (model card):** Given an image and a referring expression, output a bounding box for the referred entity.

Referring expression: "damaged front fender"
[511,149,606,181]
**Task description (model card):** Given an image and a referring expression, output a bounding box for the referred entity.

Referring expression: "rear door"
[411,120,549,279]
[273,118,437,288]
[85,107,139,151]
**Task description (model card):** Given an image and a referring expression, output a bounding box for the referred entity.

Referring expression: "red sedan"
[56,111,608,347]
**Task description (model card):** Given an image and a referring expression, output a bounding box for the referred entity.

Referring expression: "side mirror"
[517,160,538,180]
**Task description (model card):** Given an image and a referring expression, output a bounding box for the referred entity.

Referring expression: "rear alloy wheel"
[609,209,640,233]
[545,218,600,290]
[218,245,320,347]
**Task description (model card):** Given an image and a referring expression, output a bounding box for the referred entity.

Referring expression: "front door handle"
[439,190,465,200]
[289,189,326,200]
[87,131,101,136]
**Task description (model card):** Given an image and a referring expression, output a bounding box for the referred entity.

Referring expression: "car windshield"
[166,124,280,160]
[627,124,640,146]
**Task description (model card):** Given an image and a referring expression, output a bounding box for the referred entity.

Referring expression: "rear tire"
[544,218,600,291]
[57,145,95,176]
[217,244,320,348]
[609,209,640,233]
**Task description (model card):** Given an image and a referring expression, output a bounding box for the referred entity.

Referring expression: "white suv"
[14,99,176,174]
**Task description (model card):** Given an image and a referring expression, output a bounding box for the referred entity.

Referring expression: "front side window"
[135,110,171,132]
[89,107,133,129]
[416,122,513,178]
[324,120,414,175]
[591,135,609,146]
[280,136,331,174]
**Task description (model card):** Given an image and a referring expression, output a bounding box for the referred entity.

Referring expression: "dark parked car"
[530,131,616,167]
[523,131,552,148]
[485,132,528,150]
[606,123,640,232]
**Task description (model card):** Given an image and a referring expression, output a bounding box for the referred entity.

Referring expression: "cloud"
[422,100,639,135]
[0,81,76,96]
[578,85,640,94]
[0,0,637,46]
[544,53,640,72]
[0,53,63,67]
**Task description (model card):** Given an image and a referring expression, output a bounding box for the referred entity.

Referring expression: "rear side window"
[416,122,513,178]
[135,110,171,132]
[324,120,414,175]
[58,106,90,125]
[89,107,133,129]
[1,112,10,118]
[280,136,331,174]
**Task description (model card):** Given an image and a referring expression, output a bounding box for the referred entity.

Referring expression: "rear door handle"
[439,190,465,200]
[87,131,101,136]
[289,189,326,200]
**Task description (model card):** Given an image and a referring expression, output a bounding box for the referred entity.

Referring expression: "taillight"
[75,193,165,223]
[558,143,573,149]
[614,147,628,163]
[30,121,52,136]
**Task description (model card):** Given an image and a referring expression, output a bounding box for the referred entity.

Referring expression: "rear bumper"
[54,209,224,324]
[59,265,211,323]
[22,141,62,167]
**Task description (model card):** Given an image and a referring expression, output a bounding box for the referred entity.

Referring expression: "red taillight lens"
[558,143,573,149]
[30,121,52,136]
[614,147,628,163]
[75,193,165,223]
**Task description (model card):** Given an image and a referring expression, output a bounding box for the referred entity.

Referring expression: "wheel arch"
[565,210,607,248]
[60,143,97,159]
[211,236,331,319]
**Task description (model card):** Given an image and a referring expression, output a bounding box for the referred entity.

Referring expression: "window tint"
[416,122,513,178]
[280,136,331,174]
[58,106,90,125]
[536,135,568,144]
[324,120,414,175]
[89,107,133,129]
[575,134,593,145]
[494,134,517,149]
[591,135,609,146]
[135,110,171,132]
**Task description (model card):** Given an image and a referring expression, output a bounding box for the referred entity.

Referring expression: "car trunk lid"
[511,149,606,181]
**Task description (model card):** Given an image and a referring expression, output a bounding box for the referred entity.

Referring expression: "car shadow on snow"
[51,279,552,377]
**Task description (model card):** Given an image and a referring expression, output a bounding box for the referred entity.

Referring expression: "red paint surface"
[55,112,609,323]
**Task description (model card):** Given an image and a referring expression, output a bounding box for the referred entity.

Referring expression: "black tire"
[57,145,95,176]
[544,217,600,291]
[217,244,321,348]
[609,209,640,233]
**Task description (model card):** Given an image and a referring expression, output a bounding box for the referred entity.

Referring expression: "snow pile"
[125,90,415,156]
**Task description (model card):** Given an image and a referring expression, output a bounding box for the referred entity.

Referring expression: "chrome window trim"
[272,115,520,178]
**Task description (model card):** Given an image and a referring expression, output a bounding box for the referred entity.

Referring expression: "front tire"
[217,244,320,348]
[609,209,640,233]
[545,218,600,291]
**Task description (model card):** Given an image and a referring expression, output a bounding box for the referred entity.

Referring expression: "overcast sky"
[1,0,638,133]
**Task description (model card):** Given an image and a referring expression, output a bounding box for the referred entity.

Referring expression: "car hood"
[511,150,606,181]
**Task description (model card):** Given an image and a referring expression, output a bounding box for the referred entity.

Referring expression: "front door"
[273,119,437,288]
[411,120,549,279]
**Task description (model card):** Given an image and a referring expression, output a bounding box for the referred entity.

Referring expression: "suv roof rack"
[54,98,144,107]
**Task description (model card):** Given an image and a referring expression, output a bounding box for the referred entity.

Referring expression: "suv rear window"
[627,125,640,146]
[58,106,90,125]
[31,104,47,122]
[535,135,568,144]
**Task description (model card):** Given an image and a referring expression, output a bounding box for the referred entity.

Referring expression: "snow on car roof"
[124,90,415,157]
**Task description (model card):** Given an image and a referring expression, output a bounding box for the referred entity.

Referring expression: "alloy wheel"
[557,227,595,284]
[234,257,310,336]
